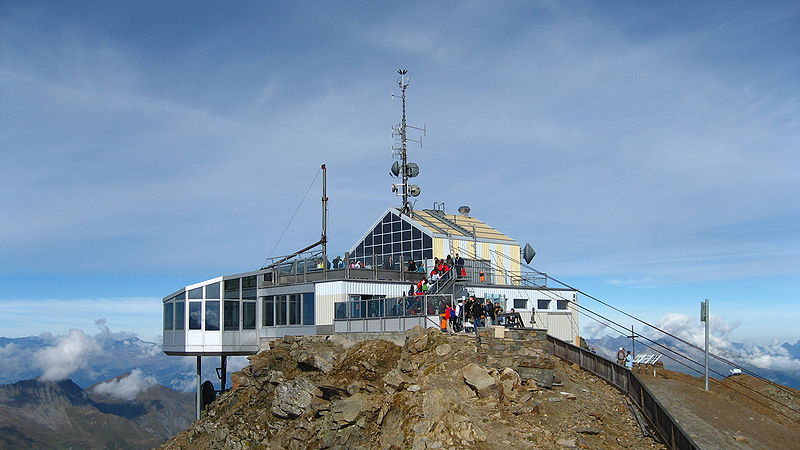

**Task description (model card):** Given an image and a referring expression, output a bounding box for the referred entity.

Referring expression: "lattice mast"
[390,69,425,216]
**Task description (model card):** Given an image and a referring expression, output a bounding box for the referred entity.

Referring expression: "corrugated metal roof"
[412,209,515,242]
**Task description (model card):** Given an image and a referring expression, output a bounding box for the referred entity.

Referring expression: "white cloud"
[91,368,156,401]
[649,313,800,372]
[34,329,100,382]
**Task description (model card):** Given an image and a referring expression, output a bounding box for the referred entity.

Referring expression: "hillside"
[0,376,194,449]
[162,328,664,449]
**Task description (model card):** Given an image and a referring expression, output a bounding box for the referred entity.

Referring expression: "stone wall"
[477,327,556,387]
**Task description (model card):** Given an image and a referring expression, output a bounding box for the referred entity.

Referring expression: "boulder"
[405,326,430,354]
[331,393,366,425]
[271,377,318,418]
[462,363,499,399]
[383,368,414,393]
[297,349,335,373]
[434,344,452,356]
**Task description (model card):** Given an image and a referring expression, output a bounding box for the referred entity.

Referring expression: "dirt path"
[638,373,799,449]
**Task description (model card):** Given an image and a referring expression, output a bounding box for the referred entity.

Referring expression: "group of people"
[434,295,523,335]
[616,347,633,369]
[408,254,466,296]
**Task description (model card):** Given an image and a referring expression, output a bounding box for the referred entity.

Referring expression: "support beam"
[195,356,201,420]
[220,355,227,393]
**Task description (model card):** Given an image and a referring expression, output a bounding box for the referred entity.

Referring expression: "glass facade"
[205,301,220,331]
[175,302,185,330]
[188,287,203,299]
[261,293,314,327]
[243,301,256,330]
[205,282,220,299]
[242,276,257,299]
[556,300,569,310]
[350,212,433,268]
[225,279,240,299]
[163,303,174,331]
[224,300,240,331]
[513,298,527,309]
[189,302,202,330]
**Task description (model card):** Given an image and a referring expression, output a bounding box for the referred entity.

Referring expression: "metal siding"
[315,281,345,326]
[433,237,444,260]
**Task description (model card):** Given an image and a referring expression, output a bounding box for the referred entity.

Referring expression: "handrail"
[546,335,699,450]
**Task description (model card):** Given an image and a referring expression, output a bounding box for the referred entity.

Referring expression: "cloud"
[34,329,100,382]
[649,313,800,372]
[90,368,156,401]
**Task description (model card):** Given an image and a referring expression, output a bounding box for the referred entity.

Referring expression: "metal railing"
[333,294,453,333]
[547,336,698,450]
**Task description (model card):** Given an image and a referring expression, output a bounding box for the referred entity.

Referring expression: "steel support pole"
[704,299,710,391]
[220,355,227,393]
[195,356,201,420]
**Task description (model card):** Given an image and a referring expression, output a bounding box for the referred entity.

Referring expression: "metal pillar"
[702,299,710,391]
[195,356,201,420]
[220,355,227,393]
[321,164,328,279]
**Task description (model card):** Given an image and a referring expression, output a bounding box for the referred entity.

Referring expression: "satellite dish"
[409,185,421,197]
[390,161,400,177]
[406,162,420,177]
[523,243,536,264]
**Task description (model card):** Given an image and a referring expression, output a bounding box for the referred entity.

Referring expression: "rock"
[383,368,413,392]
[576,428,601,435]
[462,363,499,399]
[297,349,335,373]
[435,344,452,356]
[406,384,421,392]
[264,370,285,385]
[556,438,577,448]
[458,384,477,399]
[560,392,577,400]
[317,384,347,400]
[405,326,430,353]
[547,397,562,402]
[331,393,366,425]
[271,377,317,418]
[733,434,747,442]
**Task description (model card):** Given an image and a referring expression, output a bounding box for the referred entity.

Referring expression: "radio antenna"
[389,69,425,216]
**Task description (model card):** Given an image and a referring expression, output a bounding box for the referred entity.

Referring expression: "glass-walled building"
[162,207,579,356]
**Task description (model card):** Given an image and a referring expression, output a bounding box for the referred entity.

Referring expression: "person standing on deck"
[625,351,633,369]
[470,297,484,336]
[616,347,626,366]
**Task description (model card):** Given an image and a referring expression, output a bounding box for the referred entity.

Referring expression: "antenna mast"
[390,69,425,216]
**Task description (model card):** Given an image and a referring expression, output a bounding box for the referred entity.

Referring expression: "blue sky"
[1,1,798,345]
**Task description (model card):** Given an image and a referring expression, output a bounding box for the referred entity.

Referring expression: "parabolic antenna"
[523,243,536,264]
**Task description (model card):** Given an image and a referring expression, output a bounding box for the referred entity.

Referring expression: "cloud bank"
[34,329,100,382]
[91,368,156,400]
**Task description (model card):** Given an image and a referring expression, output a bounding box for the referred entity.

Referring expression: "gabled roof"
[412,209,516,243]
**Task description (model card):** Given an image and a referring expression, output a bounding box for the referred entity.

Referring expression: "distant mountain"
[586,335,800,390]
[0,334,233,390]
[0,375,194,449]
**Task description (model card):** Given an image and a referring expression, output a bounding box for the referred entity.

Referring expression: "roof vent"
[458,205,471,216]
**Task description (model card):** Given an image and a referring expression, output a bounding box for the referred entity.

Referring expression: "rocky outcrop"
[162,328,665,450]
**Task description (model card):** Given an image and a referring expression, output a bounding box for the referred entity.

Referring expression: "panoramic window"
[349,212,433,268]
[243,302,256,330]
[205,282,220,299]
[189,302,202,330]
[537,299,550,310]
[205,301,220,331]
[262,296,275,327]
[163,303,174,331]
[276,295,287,326]
[224,300,240,331]
[242,276,257,300]
[513,298,527,309]
[288,294,301,325]
[224,279,240,299]
[556,299,569,310]
[175,302,185,330]
[302,293,314,325]
[334,302,348,320]
[188,287,203,299]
